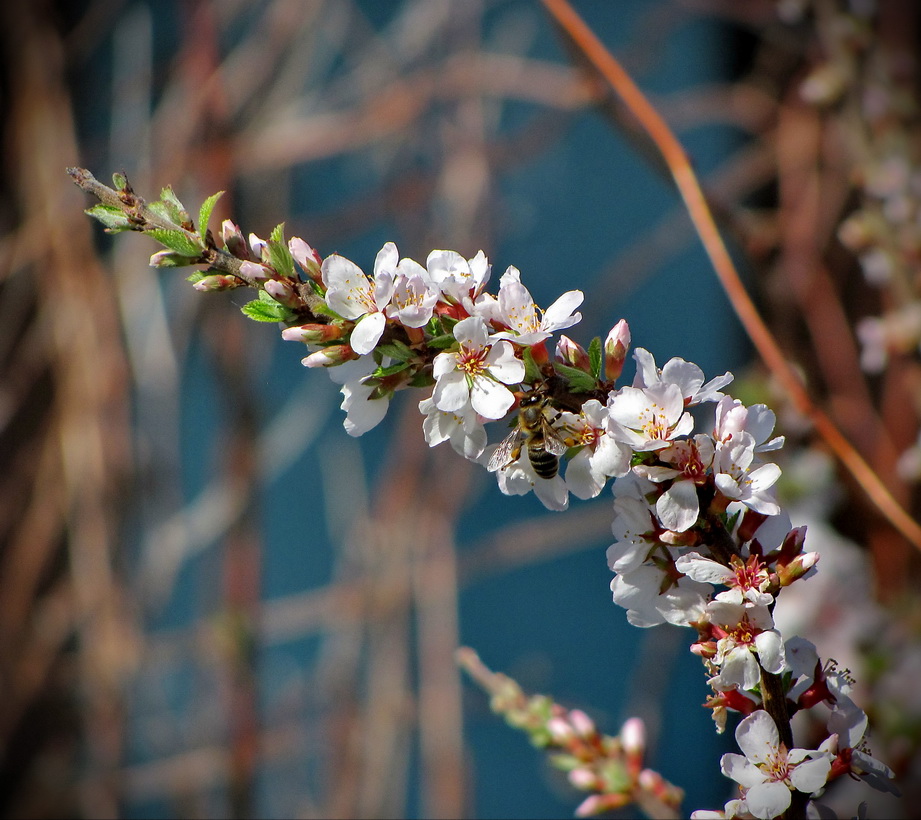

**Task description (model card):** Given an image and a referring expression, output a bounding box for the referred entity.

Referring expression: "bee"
[488,390,569,479]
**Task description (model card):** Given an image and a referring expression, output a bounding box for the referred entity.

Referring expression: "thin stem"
[759,667,792,750]
[68,167,252,279]
[67,167,329,315]
[759,666,811,820]
[539,0,921,554]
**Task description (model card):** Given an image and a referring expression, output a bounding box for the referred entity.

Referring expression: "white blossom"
[562,400,631,499]
[714,396,785,453]
[426,248,490,307]
[611,562,710,628]
[321,243,398,355]
[431,316,524,419]
[419,396,487,460]
[490,452,570,511]
[634,434,714,532]
[490,266,583,345]
[326,357,391,436]
[607,382,694,452]
[720,711,832,820]
[632,348,732,405]
[708,602,785,691]
[386,257,440,328]
[714,433,782,515]
[676,552,774,607]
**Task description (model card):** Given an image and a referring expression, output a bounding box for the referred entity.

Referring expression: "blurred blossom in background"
[1,1,919,818]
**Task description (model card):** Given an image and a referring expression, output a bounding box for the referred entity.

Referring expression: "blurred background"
[1,0,920,817]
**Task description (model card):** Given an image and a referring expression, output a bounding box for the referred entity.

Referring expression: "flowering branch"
[71,167,898,818]
[456,648,683,819]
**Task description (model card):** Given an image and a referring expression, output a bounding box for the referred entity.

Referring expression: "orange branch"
[540,0,921,553]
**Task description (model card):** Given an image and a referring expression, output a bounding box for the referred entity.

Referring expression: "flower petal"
[349,311,386,355]
[470,375,515,419]
[789,756,831,794]
[745,781,792,820]
[656,479,699,532]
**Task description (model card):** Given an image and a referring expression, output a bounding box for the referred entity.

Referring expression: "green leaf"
[145,228,205,257]
[367,385,393,401]
[724,508,742,533]
[85,204,132,232]
[630,451,654,467]
[376,340,415,362]
[197,191,224,240]
[158,185,189,224]
[553,362,596,393]
[146,200,174,225]
[241,298,290,323]
[547,753,583,772]
[372,361,411,378]
[408,371,436,388]
[588,336,602,379]
[425,334,457,349]
[266,223,295,278]
[311,302,342,321]
[527,728,553,749]
[597,760,631,792]
[112,172,128,190]
[440,315,459,333]
[521,346,543,383]
[186,271,207,284]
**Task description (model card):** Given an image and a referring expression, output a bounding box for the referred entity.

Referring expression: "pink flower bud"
[281,323,343,344]
[556,335,590,371]
[547,717,574,744]
[620,717,645,756]
[192,274,245,291]
[150,249,197,267]
[221,219,248,258]
[776,551,820,587]
[574,795,605,818]
[690,640,716,659]
[568,709,596,739]
[264,279,298,308]
[289,237,323,283]
[301,344,356,368]
[567,767,599,790]
[637,768,658,790]
[249,232,268,261]
[239,260,271,281]
[604,319,630,381]
[575,793,629,817]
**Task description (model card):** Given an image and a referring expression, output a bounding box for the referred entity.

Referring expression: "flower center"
[349,281,376,313]
[640,404,670,440]
[763,750,793,785]
[727,618,757,647]
[576,422,599,447]
[732,556,767,593]
[507,301,539,333]
[457,345,488,377]
[392,280,425,310]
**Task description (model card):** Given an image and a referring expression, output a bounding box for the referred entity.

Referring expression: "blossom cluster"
[260,232,628,510]
[455,647,684,819]
[76,169,898,819]
[209,229,897,818]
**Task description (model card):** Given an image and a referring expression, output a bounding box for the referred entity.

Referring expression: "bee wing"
[541,419,570,457]
[488,429,524,472]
